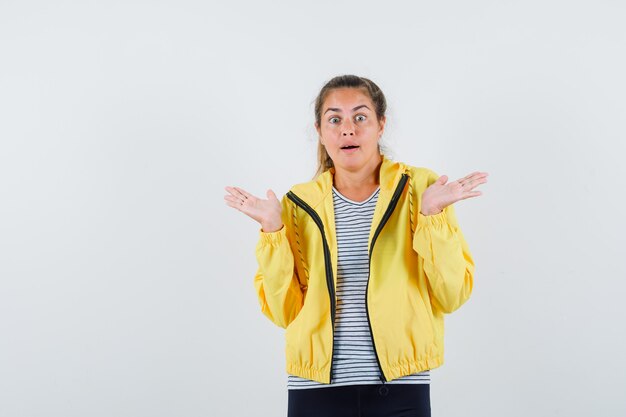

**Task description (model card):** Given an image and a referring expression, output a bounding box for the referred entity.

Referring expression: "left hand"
[420,171,489,215]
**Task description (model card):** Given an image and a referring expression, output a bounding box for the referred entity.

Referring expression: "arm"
[412,170,476,314]
[253,195,305,328]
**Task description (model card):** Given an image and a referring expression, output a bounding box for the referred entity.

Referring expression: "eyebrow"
[324,104,371,115]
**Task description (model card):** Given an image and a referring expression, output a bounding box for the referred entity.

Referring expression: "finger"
[466,177,489,190]
[224,194,253,212]
[459,171,488,185]
[466,171,489,181]
[461,190,482,199]
[224,200,244,210]
[457,171,480,184]
[234,186,254,199]
[224,186,241,197]
[225,186,248,200]
[459,172,479,181]
[267,188,279,201]
[459,173,489,188]
[224,195,243,204]
[470,172,489,180]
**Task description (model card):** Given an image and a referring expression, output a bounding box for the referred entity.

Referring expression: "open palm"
[224,186,283,231]
[421,171,489,215]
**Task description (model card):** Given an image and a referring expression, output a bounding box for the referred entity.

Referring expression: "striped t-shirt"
[287,185,431,390]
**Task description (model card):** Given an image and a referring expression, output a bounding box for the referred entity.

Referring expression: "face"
[316,87,385,172]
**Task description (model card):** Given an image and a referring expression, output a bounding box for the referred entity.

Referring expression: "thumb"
[437,175,448,185]
[266,189,277,200]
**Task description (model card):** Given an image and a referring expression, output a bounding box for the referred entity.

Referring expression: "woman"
[224,75,488,417]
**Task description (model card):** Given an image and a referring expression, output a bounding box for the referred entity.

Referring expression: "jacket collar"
[289,154,408,209]
[287,154,410,289]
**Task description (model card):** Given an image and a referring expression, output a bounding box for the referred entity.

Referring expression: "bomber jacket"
[253,154,475,385]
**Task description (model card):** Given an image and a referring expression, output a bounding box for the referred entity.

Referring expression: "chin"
[335,156,369,171]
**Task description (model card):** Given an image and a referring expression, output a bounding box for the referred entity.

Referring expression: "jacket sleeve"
[412,169,476,314]
[253,194,305,329]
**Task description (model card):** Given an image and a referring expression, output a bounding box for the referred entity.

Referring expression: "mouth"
[340,145,360,154]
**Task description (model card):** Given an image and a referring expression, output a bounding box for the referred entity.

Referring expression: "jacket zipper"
[286,171,409,385]
[366,172,410,385]
[286,191,336,383]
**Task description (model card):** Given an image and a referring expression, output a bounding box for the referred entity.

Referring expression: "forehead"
[323,88,372,109]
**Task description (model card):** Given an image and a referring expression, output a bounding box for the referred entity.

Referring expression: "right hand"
[224,186,283,232]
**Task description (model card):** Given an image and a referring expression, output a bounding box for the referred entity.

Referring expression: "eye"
[355,114,366,122]
[329,117,340,124]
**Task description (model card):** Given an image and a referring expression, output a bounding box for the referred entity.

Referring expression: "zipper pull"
[378,375,389,396]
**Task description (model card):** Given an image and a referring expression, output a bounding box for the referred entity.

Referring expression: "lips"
[340,144,359,149]
[340,144,360,154]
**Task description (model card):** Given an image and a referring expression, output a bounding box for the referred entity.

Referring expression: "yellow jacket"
[253,154,475,384]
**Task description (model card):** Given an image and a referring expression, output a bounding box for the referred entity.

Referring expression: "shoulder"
[403,163,440,188]
[289,178,318,194]
[284,170,331,209]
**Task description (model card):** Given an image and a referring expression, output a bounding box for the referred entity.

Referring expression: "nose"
[341,121,355,136]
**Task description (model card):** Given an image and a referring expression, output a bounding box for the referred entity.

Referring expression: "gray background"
[1,1,625,416]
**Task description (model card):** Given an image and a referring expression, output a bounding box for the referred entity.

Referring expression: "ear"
[315,122,321,136]
[378,116,386,136]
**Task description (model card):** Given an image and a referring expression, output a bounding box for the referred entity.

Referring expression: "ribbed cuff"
[259,225,286,245]
[417,209,449,228]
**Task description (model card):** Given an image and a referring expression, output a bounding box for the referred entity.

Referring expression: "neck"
[332,154,383,191]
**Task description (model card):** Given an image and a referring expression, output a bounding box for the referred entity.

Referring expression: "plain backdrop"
[1,1,625,416]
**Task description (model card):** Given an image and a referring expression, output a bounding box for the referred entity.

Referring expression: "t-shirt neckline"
[332,186,380,205]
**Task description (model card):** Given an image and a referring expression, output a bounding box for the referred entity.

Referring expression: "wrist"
[261,223,283,233]
[420,205,442,216]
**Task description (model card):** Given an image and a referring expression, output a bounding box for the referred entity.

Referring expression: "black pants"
[287,383,431,417]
